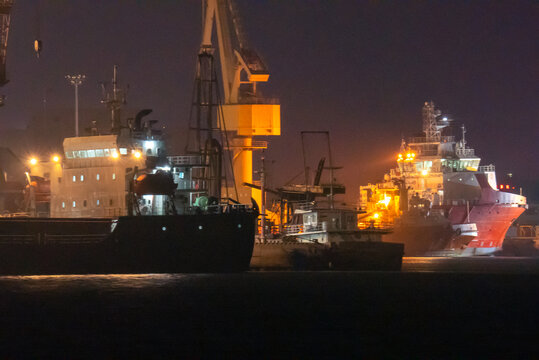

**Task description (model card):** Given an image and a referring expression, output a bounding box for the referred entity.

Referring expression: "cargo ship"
[359,102,527,256]
[0,64,257,275]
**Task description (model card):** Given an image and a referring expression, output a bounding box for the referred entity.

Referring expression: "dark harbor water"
[0,257,538,359]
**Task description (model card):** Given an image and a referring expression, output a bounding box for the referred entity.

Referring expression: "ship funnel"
[134,109,153,131]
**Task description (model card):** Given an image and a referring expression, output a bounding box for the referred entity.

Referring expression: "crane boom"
[199,0,280,205]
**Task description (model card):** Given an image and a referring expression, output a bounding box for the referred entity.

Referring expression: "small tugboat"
[250,132,404,270]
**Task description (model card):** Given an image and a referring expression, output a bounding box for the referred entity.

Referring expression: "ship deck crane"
[200,0,281,205]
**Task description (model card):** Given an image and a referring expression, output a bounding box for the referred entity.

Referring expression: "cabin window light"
[73,201,76,208]
[96,149,104,157]
[80,175,84,181]
[80,151,87,158]
[179,172,185,179]
[97,199,100,206]
[104,149,110,157]
[65,151,73,159]
[62,202,65,209]
[112,173,116,180]
[87,150,96,158]
[120,148,128,155]
[96,174,100,181]
[72,175,76,182]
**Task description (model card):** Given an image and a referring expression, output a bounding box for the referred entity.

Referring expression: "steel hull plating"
[251,238,404,271]
[448,204,525,255]
[0,213,256,275]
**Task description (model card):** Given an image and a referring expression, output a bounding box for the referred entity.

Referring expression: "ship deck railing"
[0,233,109,245]
[408,135,455,144]
[478,164,496,172]
[168,155,204,166]
[285,222,326,235]
[357,221,393,231]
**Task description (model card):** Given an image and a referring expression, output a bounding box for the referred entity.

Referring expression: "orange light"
[29,158,38,165]
[111,152,119,159]
[373,213,380,219]
[133,151,141,159]
[52,155,60,163]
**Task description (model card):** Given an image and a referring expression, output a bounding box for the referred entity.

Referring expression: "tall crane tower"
[199,0,281,205]
[0,0,13,106]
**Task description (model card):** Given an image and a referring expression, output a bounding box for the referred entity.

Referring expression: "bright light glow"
[134,151,142,159]
[376,194,391,208]
[52,155,60,163]
[373,213,380,219]
[111,151,119,159]
[29,158,38,165]
[421,169,428,176]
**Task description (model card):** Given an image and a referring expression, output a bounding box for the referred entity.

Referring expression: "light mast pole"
[65,74,86,137]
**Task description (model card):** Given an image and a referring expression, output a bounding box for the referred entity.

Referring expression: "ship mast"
[422,101,441,142]
[101,65,127,134]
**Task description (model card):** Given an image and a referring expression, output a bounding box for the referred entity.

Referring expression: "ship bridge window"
[87,150,96,158]
[179,172,185,179]
[96,149,104,157]
[119,148,128,155]
[80,151,88,159]
[65,151,73,159]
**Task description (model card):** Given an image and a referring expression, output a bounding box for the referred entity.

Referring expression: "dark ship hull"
[251,231,404,271]
[0,212,256,275]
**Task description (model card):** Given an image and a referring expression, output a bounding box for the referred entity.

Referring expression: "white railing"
[168,155,204,166]
[456,148,475,157]
[286,222,326,235]
[478,164,495,172]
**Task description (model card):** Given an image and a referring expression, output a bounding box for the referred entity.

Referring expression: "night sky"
[1,1,538,202]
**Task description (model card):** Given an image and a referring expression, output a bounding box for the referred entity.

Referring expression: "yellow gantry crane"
[200,0,281,205]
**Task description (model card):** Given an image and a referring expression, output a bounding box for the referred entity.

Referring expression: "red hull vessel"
[359,102,527,256]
